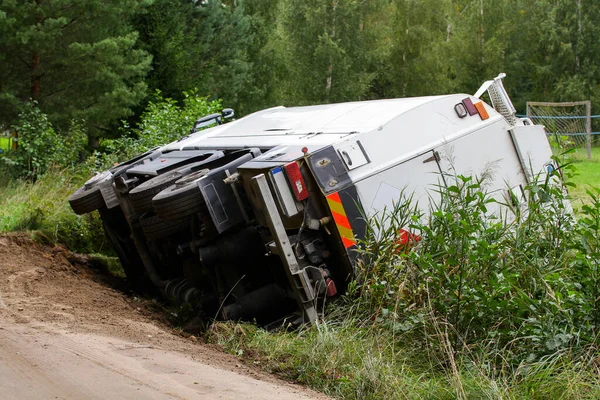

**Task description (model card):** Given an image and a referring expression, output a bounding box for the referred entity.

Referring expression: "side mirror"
[191,108,236,133]
[222,108,235,119]
[192,113,223,132]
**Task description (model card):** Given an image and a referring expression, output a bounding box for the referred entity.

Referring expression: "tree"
[275,0,385,105]
[373,0,455,99]
[0,0,152,144]
[134,0,253,108]
[521,0,600,105]
[235,0,289,114]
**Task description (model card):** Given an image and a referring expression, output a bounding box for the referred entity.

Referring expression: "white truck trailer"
[69,74,556,325]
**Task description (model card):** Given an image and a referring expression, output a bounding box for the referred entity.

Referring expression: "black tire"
[152,169,209,220]
[69,171,111,215]
[129,169,188,214]
[140,214,191,239]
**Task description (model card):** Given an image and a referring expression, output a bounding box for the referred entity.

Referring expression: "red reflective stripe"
[331,210,352,230]
[342,237,357,248]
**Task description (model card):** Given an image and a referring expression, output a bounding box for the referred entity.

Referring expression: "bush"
[97,90,222,165]
[1,90,222,255]
[351,168,600,367]
[208,169,600,400]
[1,102,87,180]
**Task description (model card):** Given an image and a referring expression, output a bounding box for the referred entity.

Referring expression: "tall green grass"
[209,171,600,400]
[0,167,109,254]
[210,317,600,399]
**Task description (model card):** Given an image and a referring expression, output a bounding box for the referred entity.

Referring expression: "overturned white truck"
[69,74,556,325]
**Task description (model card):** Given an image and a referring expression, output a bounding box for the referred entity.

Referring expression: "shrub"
[98,90,222,165]
[351,168,600,367]
[1,102,87,180]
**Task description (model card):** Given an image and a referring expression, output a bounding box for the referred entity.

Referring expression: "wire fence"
[526,101,593,160]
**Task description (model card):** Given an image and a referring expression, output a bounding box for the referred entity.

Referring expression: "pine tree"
[375,0,454,99]
[134,0,253,107]
[277,0,385,105]
[0,0,152,141]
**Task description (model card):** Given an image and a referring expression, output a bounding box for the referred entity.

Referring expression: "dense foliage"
[354,169,591,364]
[0,91,219,252]
[0,0,152,143]
[94,90,222,166]
[210,168,600,399]
[1,102,87,179]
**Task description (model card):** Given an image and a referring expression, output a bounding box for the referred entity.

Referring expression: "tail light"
[396,228,421,253]
[284,161,309,201]
[326,278,337,297]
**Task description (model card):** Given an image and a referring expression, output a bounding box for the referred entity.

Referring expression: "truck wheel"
[69,171,111,215]
[140,214,191,239]
[152,169,209,221]
[129,169,188,214]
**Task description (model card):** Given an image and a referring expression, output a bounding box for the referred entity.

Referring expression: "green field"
[561,146,600,207]
[0,136,11,151]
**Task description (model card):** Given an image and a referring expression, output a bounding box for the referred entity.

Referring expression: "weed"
[208,169,600,399]
[0,167,108,254]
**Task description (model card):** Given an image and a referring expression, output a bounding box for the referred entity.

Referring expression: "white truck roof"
[166,94,507,184]
[165,94,456,152]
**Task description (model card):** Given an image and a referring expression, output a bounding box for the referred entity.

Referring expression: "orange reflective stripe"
[327,198,346,216]
[326,192,356,249]
[327,191,342,204]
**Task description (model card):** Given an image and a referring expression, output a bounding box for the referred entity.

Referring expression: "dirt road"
[0,235,325,400]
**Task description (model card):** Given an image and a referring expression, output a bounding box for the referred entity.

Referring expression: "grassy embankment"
[0,168,108,254]
[208,315,600,399]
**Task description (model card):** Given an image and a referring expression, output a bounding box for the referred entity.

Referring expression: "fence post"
[586,101,592,160]
[11,129,18,151]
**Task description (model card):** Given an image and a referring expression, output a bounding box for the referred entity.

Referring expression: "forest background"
[1,0,598,147]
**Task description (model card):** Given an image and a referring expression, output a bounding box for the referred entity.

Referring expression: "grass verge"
[208,317,600,399]
[0,136,11,151]
[559,147,600,207]
[0,167,109,254]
